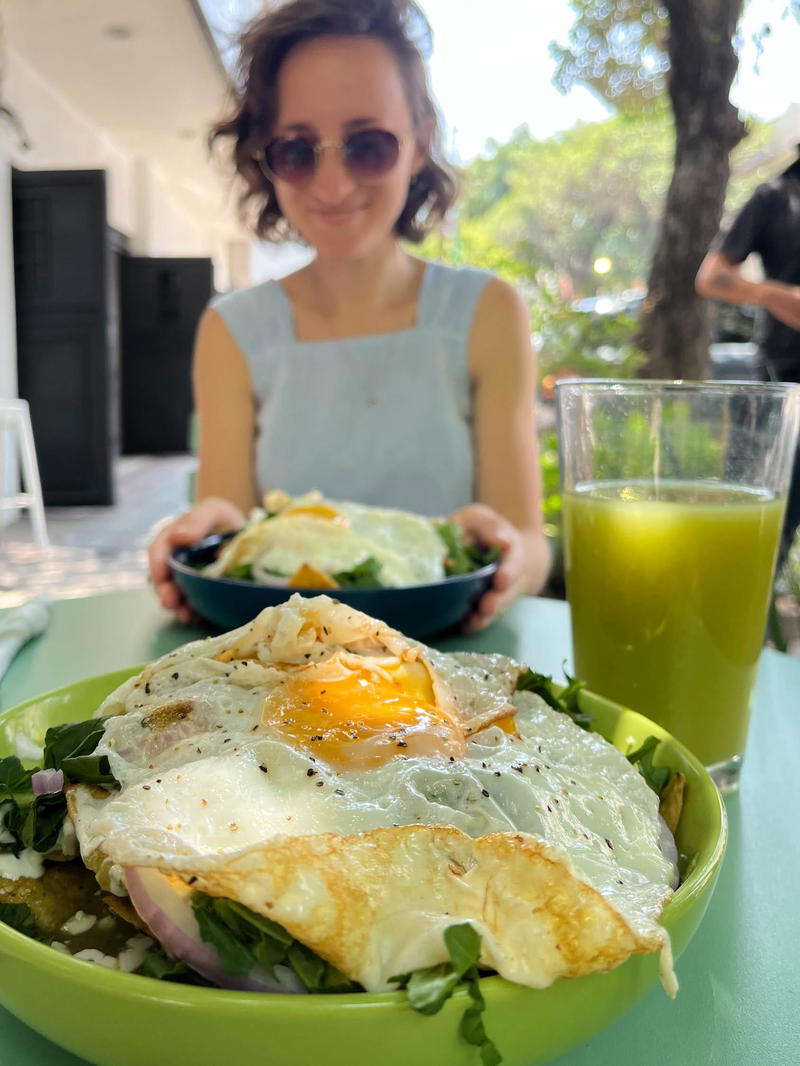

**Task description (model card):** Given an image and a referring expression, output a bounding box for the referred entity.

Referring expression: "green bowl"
[0,670,726,1066]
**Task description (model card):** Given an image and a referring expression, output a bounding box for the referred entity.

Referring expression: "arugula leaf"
[0,901,40,939]
[225,563,253,581]
[190,893,358,992]
[332,557,384,588]
[626,736,672,796]
[515,668,592,730]
[136,947,215,985]
[43,719,116,786]
[0,756,66,856]
[436,523,501,577]
[390,924,501,1064]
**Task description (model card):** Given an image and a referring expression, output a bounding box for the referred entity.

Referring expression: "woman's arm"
[147,308,259,618]
[452,278,551,628]
[193,308,260,510]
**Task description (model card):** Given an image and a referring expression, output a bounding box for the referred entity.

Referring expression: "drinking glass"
[556,379,800,791]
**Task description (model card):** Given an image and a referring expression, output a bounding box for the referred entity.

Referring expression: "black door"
[12,169,115,505]
[120,257,214,454]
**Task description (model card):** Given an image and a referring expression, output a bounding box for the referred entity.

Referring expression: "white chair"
[0,399,49,548]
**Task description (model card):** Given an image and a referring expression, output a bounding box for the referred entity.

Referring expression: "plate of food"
[0,595,726,1066]
[168,491,499,636]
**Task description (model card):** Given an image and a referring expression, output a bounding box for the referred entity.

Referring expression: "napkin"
[0,593,53,684]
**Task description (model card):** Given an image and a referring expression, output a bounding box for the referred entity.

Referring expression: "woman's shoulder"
[208,278,292,355]
[420,261,521,330]
[209,278,285,320]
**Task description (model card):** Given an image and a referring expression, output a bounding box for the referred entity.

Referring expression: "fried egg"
[203,491,448,586]
[68,595,677,996]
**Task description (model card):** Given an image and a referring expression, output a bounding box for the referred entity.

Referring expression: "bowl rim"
[168,535,499,592]
[0,668,727,1012]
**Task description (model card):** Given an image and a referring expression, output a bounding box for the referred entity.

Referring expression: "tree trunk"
[637,0,747,378]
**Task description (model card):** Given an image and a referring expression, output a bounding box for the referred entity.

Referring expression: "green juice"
[563,480,785,767]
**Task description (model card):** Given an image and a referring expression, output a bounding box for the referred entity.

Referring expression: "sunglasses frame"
[254,128,404,186]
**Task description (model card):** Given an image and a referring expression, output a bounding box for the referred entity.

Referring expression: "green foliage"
[590,405,722,482]
[551,0,670,114]
[533,288,645,384]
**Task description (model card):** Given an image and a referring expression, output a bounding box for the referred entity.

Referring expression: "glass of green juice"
[556,379,800,791]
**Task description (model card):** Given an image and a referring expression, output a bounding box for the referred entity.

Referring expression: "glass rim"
[553,377,800,398]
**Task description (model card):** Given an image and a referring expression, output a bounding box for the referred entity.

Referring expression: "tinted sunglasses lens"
[264,137,316,182]
[344,129,400,179]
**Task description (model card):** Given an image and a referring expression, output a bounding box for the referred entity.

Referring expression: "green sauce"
[563,480,785,766]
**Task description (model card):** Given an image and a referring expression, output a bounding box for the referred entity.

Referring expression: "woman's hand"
[148,497,246,622]
[448,503,533,632]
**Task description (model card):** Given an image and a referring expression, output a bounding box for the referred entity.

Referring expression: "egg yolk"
[262,660,466,770]
[282,504,349,526]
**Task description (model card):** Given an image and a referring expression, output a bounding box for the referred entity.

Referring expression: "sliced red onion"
[124,866,305,994]
[31,768,65,795]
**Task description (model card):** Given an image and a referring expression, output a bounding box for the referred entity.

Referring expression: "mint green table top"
[1,589,799,1066]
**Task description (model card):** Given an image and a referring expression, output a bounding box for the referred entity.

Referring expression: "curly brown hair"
[210,0,457,243]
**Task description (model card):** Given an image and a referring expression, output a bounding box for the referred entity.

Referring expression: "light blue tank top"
[210,261,492,516]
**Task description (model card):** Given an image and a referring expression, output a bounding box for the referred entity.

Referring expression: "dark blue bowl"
[169,535,498,639]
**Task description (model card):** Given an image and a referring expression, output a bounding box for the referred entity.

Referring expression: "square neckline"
[274,260,434,345]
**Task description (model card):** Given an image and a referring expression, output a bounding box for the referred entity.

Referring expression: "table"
[1,589,799,1065]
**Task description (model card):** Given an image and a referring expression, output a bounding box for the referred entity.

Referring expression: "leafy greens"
[390,923,501,1066]
[515,667,592,730]
[0,716,117,857]
[191,893,358,992]
[436,523,501,577]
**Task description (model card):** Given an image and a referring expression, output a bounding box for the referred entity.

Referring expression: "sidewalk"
[0,454,194,608]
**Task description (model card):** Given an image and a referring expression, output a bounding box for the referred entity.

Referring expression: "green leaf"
[443,922,482,978]
[191,895,255,976]
[391,925,503,1062]
[436,523,500,577]
[405,963,461,1014]
[332,557,384,588]
[0,901,40,938]
[225,563,253,581]
[0,755,67,856]
[136,948,214,985]
[287,942,326,991]
[59,754,115,785]
[626,735,671,796]
[190,893,356,993]
[515,668,592,730]
[42,718,117,785]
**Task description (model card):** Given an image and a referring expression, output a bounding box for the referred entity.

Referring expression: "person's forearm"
[696,258,762,307]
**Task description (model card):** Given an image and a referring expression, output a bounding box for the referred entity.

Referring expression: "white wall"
[0,45,246,404]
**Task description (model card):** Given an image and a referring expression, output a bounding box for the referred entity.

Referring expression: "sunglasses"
[256,128,402,186]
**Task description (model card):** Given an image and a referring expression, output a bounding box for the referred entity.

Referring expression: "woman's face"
[269,35,425,261]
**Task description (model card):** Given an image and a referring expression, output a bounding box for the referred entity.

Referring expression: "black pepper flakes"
[334,789,345,796]
[494,771,501,777]
[605,838,614,850]
[316,780,324,787]
[171,672,179,680]
[142,785,151,791]
[481,789,490,798]
[259,765,269,774]
[306,768,318,777]
[396,740,408,748]
[144,682,151,695]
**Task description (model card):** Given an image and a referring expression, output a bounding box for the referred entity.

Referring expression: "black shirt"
[716,167,800,361]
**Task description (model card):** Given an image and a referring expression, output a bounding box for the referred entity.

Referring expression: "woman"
[149,0,550,628]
